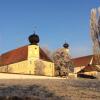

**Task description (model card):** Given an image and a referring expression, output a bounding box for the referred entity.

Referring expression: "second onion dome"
[63,42,69,48]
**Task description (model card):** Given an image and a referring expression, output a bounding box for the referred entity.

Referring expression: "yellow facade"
[0,60,29,74]
[83,71,97,76]
[68,73,77,78]
[74,66,85,73]
[0,45,55,76]
[28,45,39,59]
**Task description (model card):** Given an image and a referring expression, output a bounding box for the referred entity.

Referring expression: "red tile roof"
[72,55,93,67]
[40,48,52,62]
[0,46,28,66]
[0,45,52,66]
[79,65,98,72]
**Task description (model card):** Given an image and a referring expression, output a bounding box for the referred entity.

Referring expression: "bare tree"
[90,8,100,65]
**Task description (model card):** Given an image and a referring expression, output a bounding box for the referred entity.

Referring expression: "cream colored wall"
[28,59,55,76]
[27,45,55,76]
[0,59,55,76]
[42,60,55,76]
[0,45,55,76]
[96,65,100,69]
[8,60,29,74]
[0,60,30,74]
[28,45,39,59]
[68,73,77,78]
[0,65,8,72]
[27,45,40,74]
[74,66,85,73]
[83,71,97,76]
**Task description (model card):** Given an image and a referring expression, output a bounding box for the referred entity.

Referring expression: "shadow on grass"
[0,85,63,100]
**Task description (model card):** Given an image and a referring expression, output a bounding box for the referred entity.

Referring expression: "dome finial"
[63,41,69,48]
[28,33,40,45]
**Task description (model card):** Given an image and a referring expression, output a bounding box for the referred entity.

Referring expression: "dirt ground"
[0,78,100,100]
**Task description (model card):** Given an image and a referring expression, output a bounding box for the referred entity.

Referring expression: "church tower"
[28,33,40,59]
[0,32,55,76]
[63,42,69,54]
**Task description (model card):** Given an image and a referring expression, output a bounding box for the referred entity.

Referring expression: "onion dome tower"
[63,42,69,53]
[28,33,40,45]
[28,33,40,59]
[63,42,69,48]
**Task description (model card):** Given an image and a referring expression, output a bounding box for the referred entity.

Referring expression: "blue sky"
[0,0,100,57]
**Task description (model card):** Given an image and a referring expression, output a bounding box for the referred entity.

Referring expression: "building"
[78,64,99,76]
[72,55,93,73]
[0,34,55,76]
[72,55,100,76]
